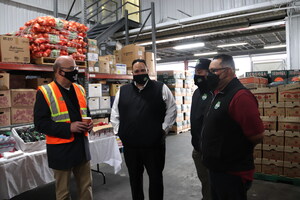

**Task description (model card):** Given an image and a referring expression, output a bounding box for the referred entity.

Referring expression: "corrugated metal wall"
[0,0,83,34]
[140,0,288,24]
[287,14,300,69]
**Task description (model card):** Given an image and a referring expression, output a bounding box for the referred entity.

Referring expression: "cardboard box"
[260,116,277,130]
[0,73,9,90]
[110,84,123,96]
[176,113,184,122]
[176,105,182,113]
[111,64,127,75]
[26,78,52,89]
[0,108,10,126]
[87,39,99,53]
[11,107,33,124]
[251,87,277,102]
[271,70,289,83]
[264,102,285,116]
[175,96,183,104]
[239,77,268,86]
[87,53,99,61]
[284,146,300,163]
[184,96,192,104]
[0,90,11,108]
[9,75,26,89]
[285,131,300,147]
[278,82,300,92]
[254,149,262,159]
[184,112,190,121]
[278,116,300,131]
[99,60,110,74]
[278,89,300,102]
[145,52,156,76]
[254,158,262,173]
[157,70,185,79]
[88,61,98,68]
[113,50,122,63]
[263,145,284,161]
[10,89,36,107]
[121,44,145,70]
[285,102,300,117]
[99,96,111,109]
[288,70,300,82]
[246,71,269,78]
[88,84,102,97]
[263,130,284,146]
[283,161,300,178]
[0,36,30,63]
[262,159,284,175]
[88,97,100,110]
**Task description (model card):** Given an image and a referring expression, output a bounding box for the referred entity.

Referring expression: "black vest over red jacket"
[201,78,255,172]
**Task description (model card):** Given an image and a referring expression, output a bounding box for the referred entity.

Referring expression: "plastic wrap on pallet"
[14,16,88,61]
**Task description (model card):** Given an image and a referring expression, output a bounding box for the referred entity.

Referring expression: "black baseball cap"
[194,58,211,70]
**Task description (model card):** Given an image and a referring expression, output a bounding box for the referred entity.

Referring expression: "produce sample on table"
[14,125,45,143]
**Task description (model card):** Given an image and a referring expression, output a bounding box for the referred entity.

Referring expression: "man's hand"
[87,121,94,132]
[70,121,88,133]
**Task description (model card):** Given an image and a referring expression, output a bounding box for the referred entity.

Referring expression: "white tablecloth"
[0,136,122,200]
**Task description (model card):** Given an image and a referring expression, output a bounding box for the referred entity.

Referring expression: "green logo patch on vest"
[202,93,207,100]
[214,101,221,109]
[59,97,64,101]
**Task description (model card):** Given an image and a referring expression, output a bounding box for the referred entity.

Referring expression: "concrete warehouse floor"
[11,132,300,200]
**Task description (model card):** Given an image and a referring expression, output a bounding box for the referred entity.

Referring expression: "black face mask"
[206,72,220,91]
[61,69,78,83]
[194,75,208,93]
[133,74,150,85]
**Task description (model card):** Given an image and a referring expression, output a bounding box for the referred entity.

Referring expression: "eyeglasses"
[209,67,228,73]
[133,69,147,74]
[60,66,78,71]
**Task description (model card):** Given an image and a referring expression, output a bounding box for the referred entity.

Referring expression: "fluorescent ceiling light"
[194,51,218,56]
[173,42,205,50]
[138,20,285,46]
[156,57,161,61]
[217,42,248,48]
[252,54,287,61]
[264,44,286,49]
[253,59,285,64]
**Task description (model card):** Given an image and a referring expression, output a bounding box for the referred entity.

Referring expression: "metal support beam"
[151,2,157,62]
[125,9,129,45]
[53,0,58,18]
[81,0,86,25]
[66,0,77,20]
[133,11,152,44]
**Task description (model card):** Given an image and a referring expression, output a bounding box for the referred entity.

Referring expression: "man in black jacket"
[190,58,212,200]
[202,54,264,200]
[111,59,176,200]
[34,56,93,200]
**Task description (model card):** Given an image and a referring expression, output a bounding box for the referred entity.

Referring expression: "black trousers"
[123,142,166,200]
[209,170,252,200]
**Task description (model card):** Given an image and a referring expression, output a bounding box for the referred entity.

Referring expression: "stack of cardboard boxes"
[87,42,156,76]
[251,82,300,178]
[157,70,192,134]
[0,73,38,126]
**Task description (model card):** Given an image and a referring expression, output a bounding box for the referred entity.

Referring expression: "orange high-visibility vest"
[38,81,88,144]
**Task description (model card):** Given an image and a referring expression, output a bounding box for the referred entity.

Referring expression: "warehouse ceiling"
[113,3,289,63]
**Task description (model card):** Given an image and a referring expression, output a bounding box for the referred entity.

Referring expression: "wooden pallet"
[254,173,300,186]
[33,57,87,67]
[169,128,190,135]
